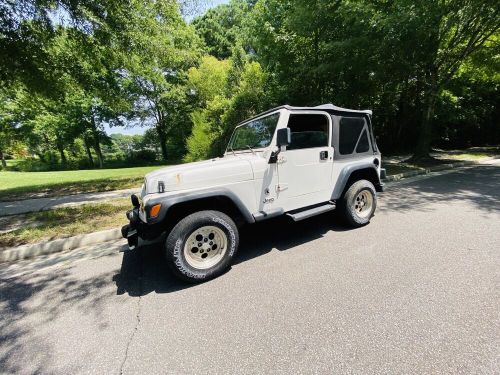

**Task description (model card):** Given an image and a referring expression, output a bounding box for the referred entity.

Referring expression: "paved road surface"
[1,162,499,374]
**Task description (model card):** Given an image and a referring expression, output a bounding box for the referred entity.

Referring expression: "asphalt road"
[1,161,499,374]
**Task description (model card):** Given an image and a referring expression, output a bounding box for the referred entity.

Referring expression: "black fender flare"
[331,161,382,200]
[144,188,256,225]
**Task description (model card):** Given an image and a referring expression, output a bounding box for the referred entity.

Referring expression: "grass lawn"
[443,152,490,160]
[435,146,499,160]
[384,163,423,176]
[0,199,130,248]
[383,147,498,176]
[0,165,172,201]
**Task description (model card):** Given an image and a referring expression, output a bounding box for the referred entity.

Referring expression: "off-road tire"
[340,179,377,227]
[165,210,239,283]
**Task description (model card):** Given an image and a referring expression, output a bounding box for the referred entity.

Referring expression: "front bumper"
[121,208,141,250]
[121,199,165,250]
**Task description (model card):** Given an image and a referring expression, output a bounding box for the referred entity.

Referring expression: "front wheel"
[165,210,239,283]
[340,180,377,227]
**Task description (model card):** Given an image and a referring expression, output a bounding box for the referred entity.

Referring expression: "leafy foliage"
[192,0,250,59]
[0,0,498,171]
[246,0,500,157]
[184,51,269,161]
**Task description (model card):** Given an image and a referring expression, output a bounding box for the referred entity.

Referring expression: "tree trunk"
[58,146,67,164]
[42,133,56,164]
[412,85,439,161]
[93,138,104,168]
[36,152,46,163]
[157,126,168,161]
[0,150,6,168]
[90,116,104,168]
[56,139,67,164]
[83,137,94,166]
[395,78,410,148]
[313,28,320,101]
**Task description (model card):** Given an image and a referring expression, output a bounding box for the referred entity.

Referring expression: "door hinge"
[276,183,289,192]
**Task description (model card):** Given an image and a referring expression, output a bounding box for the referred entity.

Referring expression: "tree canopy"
[0,0,498,169]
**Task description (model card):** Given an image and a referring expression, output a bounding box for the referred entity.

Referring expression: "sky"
[210,0,230,6]
[105,0,230,136]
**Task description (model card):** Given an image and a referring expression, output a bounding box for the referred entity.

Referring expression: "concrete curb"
[0,228,123,263]
[383,161,474,182]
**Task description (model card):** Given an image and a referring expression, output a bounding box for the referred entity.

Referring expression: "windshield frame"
[225,111,282,154]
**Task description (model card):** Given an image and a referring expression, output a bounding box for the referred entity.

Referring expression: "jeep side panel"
[330,113,382,198]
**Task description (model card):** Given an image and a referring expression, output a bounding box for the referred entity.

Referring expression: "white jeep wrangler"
[122,104,386,282]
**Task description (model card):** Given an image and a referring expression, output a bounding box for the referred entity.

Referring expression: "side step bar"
[287,202,336,222]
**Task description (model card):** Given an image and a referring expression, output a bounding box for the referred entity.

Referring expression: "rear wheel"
[340,179,377,227]
[165,210,239,283]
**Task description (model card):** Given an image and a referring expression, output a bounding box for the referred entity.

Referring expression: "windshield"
[228,113,280,152]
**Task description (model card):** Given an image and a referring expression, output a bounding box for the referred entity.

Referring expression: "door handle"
[320,151,328,160]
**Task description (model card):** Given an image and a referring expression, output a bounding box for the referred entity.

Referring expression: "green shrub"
[129,149,157,163]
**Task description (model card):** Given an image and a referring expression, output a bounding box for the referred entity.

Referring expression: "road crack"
[119,253,143,375]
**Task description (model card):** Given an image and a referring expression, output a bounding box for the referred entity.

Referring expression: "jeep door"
[276,111,334,211]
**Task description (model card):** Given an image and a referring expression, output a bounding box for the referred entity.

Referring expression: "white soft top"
[238,103,372,126]
[263,103,372,116]
[306,103,372,115]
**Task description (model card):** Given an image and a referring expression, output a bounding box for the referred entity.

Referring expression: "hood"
[144,154,263,194]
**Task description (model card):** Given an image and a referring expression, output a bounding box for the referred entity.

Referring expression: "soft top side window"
[287,114,329,150]
[338,117,372,155]
[356,130,370,153]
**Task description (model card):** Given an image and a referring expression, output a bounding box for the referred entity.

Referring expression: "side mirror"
[276,128,291,147]
[269,128,291,164]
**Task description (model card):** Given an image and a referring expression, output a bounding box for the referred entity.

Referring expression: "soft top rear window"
[339,117,366,155]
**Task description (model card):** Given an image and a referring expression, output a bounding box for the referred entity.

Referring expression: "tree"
[185,52,269,161]
[192,0,250,59]
[0,92,19,168]
[0,1,134,168]
[122,0,202,161]
[248,0,500,158]
[185,56,231,161]
[2,0,498,168]
[0,0,134,92]
[407,1,500,159]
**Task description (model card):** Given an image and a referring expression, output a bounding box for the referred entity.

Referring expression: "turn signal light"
[149,204,162,218]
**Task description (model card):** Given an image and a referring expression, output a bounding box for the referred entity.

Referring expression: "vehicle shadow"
[113,213,353,296]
